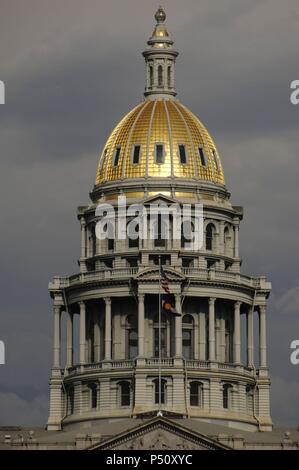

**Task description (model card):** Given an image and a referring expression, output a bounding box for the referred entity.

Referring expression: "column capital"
[234,301,242,309]
[79,301,86,309]
[259,305,266,314]
[53,305,61,314]
[80,217,86,227]
[138,294,145,302]
[209,297,216,306]
[104,297,111,306]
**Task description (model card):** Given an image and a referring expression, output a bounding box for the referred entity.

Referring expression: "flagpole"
[158,254,162,416]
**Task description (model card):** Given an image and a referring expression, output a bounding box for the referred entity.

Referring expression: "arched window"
[181,220,194,249]
[88,383,98,409]
[126,315,138,359]
[246,385,254,414]
[153,378,167,405]
[167,66,171,88]
[190,381,203,407]
[149,65,153,87]
[153,312,168,357]
[128,221,139,248]
[205,223,215,251]
[119,381,131,407]
[182,315,194,359]
[158,65,163,87]
[223,383,233,409]
[68,386,74,415]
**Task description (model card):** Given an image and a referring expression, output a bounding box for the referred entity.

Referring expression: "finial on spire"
[155,6,166,24]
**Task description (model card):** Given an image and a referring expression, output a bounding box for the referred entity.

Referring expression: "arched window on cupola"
[149,65,154,87]
[205,223,215,251]
[126,315,138,359]
[182,314,194,360]
[158,65,163,87]
[190,381,203,407]
[167,66,171,88]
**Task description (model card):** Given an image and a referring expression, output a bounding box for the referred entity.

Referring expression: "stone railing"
[66,359,254,376]
[182,268,270,290]
[49,266,270,291]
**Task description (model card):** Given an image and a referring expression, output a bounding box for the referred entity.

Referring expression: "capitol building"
[2,8,299,451]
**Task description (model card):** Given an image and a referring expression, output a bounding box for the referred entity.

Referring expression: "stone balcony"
[49,267,271,291]
[65,358,255,378]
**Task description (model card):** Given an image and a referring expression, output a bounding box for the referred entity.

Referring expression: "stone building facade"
[46,7,272,436]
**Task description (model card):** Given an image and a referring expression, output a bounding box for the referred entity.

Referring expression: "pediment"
[143,193,178,206]
[89,417,229,450]
[136,267,185,281]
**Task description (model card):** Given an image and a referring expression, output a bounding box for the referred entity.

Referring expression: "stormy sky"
[0,0,299,427]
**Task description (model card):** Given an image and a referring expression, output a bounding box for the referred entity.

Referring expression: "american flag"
[160,266,181,317]
[160,265,170,294]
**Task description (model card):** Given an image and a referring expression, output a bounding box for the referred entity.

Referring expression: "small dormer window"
[132,144,141,165]
[113,146,121,167]
[212,149,220,172]
[178,144,187,164]
[198,146,207,167]
[155,143,164,164]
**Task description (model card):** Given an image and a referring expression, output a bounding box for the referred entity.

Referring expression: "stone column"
[175,294,182,357]
[259,306,267,368]
[247,307,254,367]
[234,225,239,258]
[138,294,145,357]
[104,297,112,361]
[80,218,87,272]
[80,218,86,258]
[53,305,61,368]
[233,301,241,364]
[208,298,216,361]
[79,301,86,365]
[66,310,73,368]
[93,308,101,363]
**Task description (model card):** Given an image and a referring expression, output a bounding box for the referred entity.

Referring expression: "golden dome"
[95,99,225,186]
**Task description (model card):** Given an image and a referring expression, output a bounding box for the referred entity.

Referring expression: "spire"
[143,7,178,99]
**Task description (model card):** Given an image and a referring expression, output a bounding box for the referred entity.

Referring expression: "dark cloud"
[0,0,299,426]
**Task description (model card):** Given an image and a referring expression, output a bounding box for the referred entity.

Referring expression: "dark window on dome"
[158,65,163,87]
[132,145,141,165]
[113,146,121,167]
[155,144,164,164]
[198,147,207,167]
[212,149,220,171]
[178,144,187,164]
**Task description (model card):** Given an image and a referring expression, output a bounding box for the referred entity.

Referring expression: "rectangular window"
[212,149,220,171]
[132,144,141,165]
[155,144,164,164]
[198,147,207,166]
[113,146,121,166]
[178,144,187,164]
